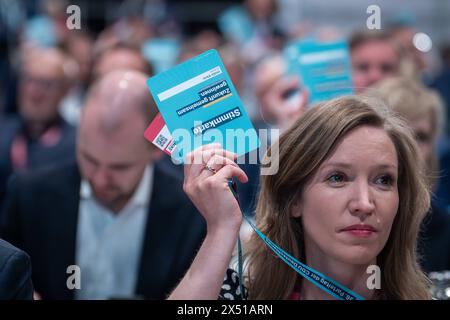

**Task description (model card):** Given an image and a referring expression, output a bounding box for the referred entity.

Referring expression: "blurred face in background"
[77,108,156,212]
[370,77,440,182]
[253,56,284,120]
[93,48,151,79]
[351,40,399,93]
[411,112,434,165]
[245,0,276,21]
[18,48,69,126]
[66,33,94,86]
[392,27,426,72]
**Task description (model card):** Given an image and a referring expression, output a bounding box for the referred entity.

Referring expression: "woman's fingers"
[199,155,240,180]
[215,163,249,184]
[201,148,237,165]
[184,145,237,180]
[182,149,246,233]
[185,143,221,166]
[184,143,221,177]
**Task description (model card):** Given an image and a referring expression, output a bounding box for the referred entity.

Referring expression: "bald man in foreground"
[0,70,206,299]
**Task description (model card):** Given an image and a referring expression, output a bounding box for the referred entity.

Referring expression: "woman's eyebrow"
[320,162,352,170]
[320,162,398,171]
[373,164,398,171]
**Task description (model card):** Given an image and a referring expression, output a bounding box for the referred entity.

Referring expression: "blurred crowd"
[0,0,450,299]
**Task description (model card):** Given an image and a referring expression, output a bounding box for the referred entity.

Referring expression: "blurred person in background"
[252,54,307,132]
[0,0,25,115]
[390,23,427,79]
[219,0,285,65]
[349,30,402,94]
[228,54,307,220]
[219,44,246,102]
[56,36,155,153]
[435,149,450,210]
[433,49,450,209]
[59,31,95,126]
[0,47,76,209]
[430,45,450,140]
[22,0,72,48]
[177,31,223,64]
[0,70,206,300]
[372,77,450,273]
[93,44,153,81]
[189,30,223,57]
[93,16,154,58]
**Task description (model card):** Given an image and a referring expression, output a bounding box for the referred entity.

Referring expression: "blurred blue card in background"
[285,39,354,105]
[142,38,180,74]
[218,6,254,45]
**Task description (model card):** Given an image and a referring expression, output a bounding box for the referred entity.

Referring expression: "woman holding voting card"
[169,95,431,300]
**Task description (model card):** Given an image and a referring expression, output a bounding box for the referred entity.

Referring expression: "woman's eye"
[375,174,394,186]
[327,173,345,184]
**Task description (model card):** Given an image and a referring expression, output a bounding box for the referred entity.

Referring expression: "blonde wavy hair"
[370,77,445,189]
[244,95,431,299]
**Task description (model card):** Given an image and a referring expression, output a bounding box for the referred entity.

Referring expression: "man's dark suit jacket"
[0,238,33,299]
[419,203,450,273]
[0,116,76,208]
[0,161,206,299]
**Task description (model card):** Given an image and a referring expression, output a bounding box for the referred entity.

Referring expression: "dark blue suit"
[0,238,33,299]
[0,161,206,299]
[0,116,76,209]
[419,203,450,273]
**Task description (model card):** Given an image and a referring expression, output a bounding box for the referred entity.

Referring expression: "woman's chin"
[331,244,379,266]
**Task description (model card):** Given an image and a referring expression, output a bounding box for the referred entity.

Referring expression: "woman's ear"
[290,199,302,218]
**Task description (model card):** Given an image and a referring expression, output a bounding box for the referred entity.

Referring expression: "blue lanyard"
[228,180,365,300]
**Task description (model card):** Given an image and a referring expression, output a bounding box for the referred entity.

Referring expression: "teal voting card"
[142,38,180,74]
[147,49,260,163]
[284,39,354,105]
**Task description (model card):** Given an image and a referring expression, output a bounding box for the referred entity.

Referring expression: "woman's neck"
[300,246,379,300]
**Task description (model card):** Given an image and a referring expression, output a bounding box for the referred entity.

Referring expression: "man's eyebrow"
[80,148,135,168]
[109,163,133,169]
[87,154,132,167]
[81,149,99,164]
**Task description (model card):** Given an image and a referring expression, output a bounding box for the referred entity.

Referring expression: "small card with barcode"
[144,112,177,156]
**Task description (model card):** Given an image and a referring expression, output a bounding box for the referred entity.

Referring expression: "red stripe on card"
[144,113,166,142]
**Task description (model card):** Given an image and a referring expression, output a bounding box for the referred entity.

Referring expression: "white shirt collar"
[80,164,154,209]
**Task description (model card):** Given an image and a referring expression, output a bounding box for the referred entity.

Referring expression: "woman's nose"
[348,181,375,220]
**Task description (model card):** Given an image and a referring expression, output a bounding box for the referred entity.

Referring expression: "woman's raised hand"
[183,143,248,233]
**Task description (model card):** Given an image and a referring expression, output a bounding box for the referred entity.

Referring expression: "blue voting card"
[283,38,315,76]
[287,40,354,105]
[218,6,254,45]
[147,49,260,163]
[141,38,180,74]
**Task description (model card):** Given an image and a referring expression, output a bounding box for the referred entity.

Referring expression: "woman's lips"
[340,224,377,238]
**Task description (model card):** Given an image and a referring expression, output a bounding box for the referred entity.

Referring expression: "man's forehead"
[80,116,146,143]
[78,135,146,163]
[25,60,61,73]
[82,103,146,133]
